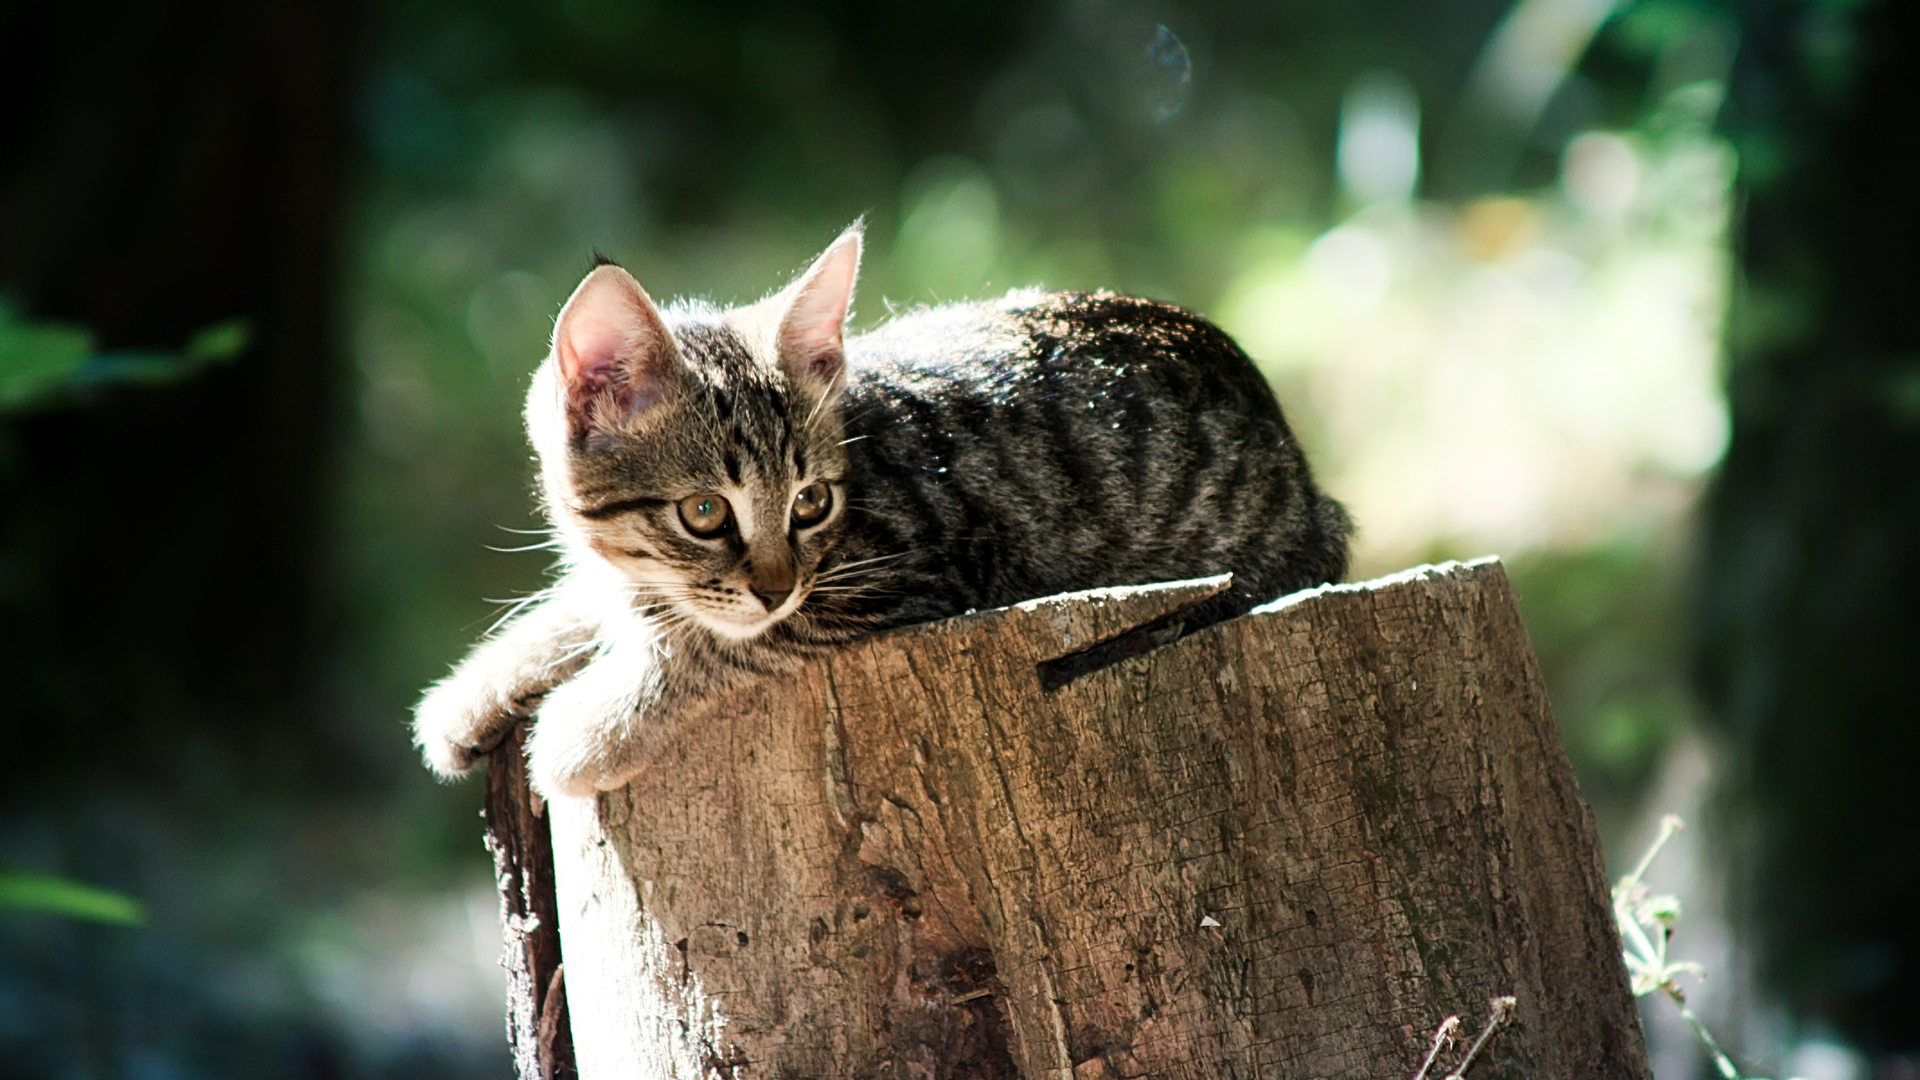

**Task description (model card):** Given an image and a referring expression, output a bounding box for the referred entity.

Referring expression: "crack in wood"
[1036,590,1248,690]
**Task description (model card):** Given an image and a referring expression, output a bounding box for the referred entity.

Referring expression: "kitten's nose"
[748,552,797,612]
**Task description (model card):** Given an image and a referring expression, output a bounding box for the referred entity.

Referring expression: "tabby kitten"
[413,223,1350,797]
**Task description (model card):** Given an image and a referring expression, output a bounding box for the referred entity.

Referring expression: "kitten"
[413,223,1350,798]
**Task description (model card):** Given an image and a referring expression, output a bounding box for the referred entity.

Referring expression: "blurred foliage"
[0,299,249,412]
[1508,532,1700,847]
[0,290,194,948]
[0,302,90,409]
[1700,0,1920,1054]
[0,869,146,926]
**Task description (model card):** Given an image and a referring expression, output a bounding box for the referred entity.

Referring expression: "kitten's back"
[809,290,1350,634]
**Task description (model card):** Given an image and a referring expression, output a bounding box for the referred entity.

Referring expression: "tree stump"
[486,558,1651,1079]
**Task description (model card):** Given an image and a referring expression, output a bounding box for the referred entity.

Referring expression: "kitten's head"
[526,224,863,641]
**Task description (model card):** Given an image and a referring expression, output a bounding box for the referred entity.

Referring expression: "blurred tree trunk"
[1702,0,1920,1054]
[0,0,358,790]
[500,563,1650,1079]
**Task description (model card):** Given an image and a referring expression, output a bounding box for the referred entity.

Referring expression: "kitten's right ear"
[775,221,862,399]
[552,264,678,437]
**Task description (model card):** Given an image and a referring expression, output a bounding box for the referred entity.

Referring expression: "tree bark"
[512,558,1647,1079]
[486,724,576,1080]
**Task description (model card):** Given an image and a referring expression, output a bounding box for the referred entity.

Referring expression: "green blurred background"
[1,0,1914,1077]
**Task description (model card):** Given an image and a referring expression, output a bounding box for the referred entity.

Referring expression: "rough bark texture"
[487,724,576,1080]
[535,558,1648,1079]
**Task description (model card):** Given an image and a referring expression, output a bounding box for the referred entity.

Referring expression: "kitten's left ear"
[775,221,862,398]
[552,263,679,439]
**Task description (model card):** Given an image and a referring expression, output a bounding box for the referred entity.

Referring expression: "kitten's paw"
[412,670,525,780]
[524,678,647,799]
[528,753,610,800]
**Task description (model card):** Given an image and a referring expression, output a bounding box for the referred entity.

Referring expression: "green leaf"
[0,299,252,412]
[0,870,147,925]
[0,299,96,410]
[184,317,251,362]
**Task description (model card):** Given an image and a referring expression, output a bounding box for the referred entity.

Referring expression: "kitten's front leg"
[524,633,690,798]
[413,596,599,779]
[525,626,735,798]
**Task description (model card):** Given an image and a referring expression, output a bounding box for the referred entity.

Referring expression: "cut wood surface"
[525,558,1649,1079]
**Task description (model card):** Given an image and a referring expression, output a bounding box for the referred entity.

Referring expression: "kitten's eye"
[677,493,733,538]
[791,481,833,527]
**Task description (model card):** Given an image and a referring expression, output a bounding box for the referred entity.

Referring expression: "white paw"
[412,668,520,780]
[525,674,645,799]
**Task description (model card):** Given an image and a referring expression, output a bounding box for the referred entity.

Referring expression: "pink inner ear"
[781,316,843,385]
[554,267,672,429]
[560,304,632,400]
[779,229,861,389]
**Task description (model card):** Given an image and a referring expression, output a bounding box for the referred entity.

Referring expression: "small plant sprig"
[1615,814,1796,1080]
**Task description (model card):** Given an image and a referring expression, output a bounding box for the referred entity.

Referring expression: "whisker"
[815,561,913,585]
[485,539,564,553]
[817,551,913,574]
[475,585,568,635]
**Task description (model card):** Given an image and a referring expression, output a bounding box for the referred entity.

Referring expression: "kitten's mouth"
[692,592,802,640]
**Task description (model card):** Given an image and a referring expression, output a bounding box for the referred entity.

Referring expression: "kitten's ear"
[552,264,678,437]
[775,221,862,397]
